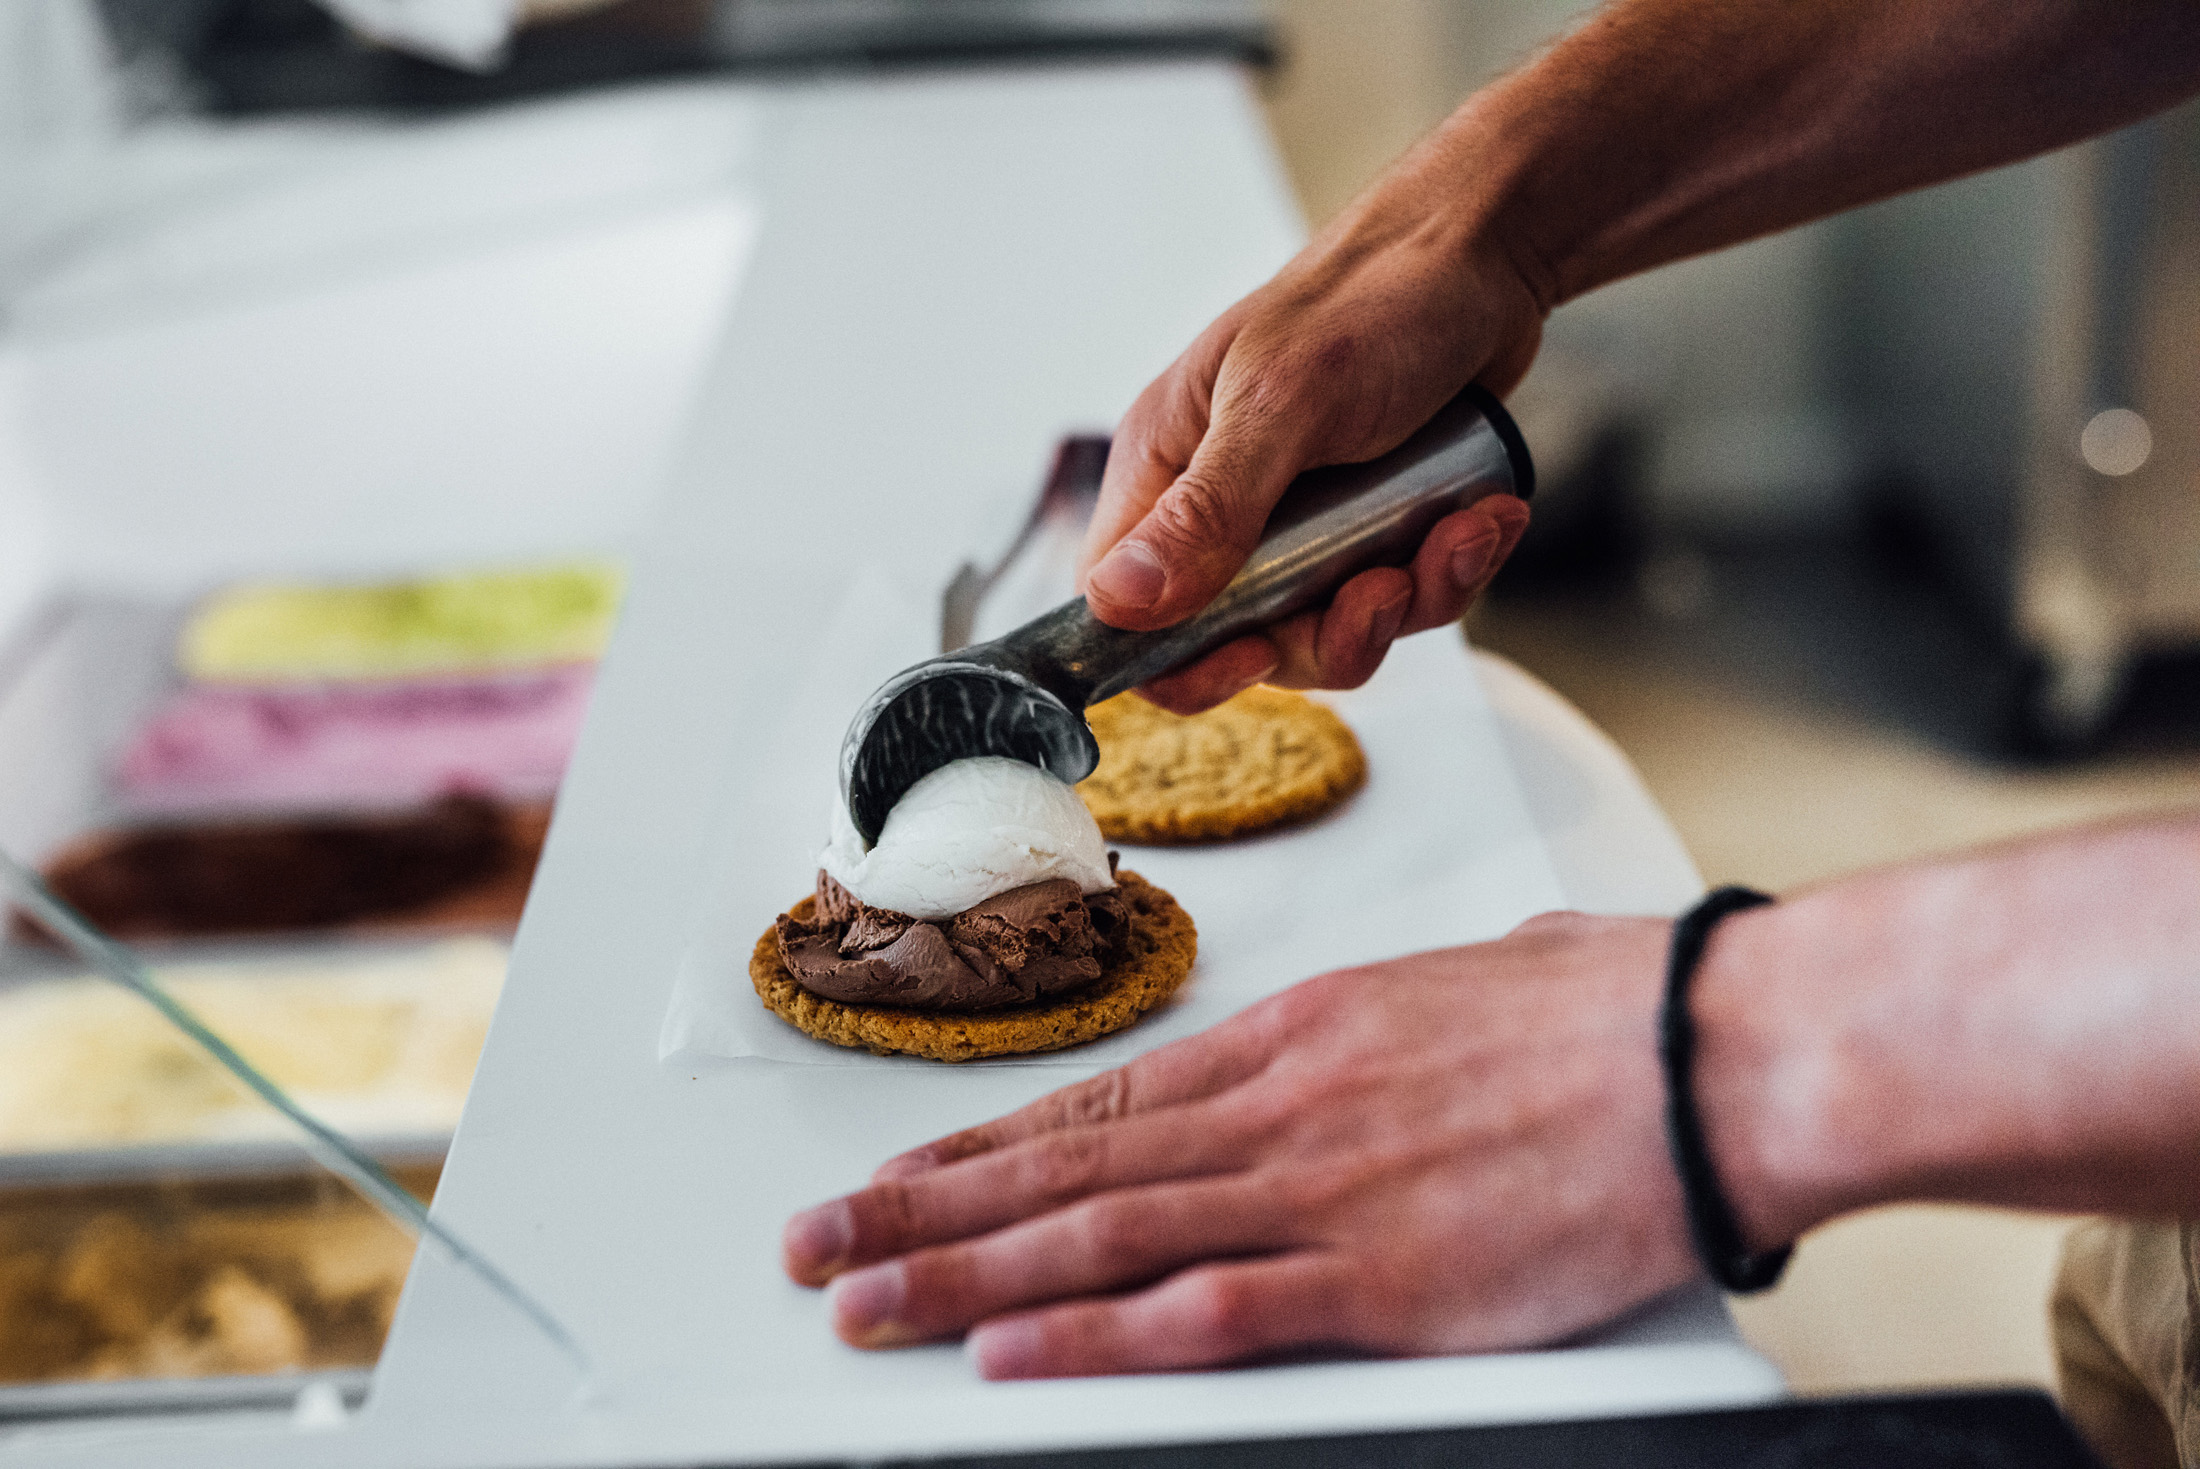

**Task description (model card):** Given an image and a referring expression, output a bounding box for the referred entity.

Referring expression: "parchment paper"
[658,554,1569,1070]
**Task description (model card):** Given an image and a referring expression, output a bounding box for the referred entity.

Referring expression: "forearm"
[1696,812,2200,1248]
[1402,0,2200,308]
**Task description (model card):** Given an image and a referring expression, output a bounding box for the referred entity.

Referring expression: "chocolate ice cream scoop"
[777,871,1129,1011]
[16,796,545,944]
[840,385,1532,844]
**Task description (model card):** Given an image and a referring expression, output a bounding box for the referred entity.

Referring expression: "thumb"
[1085,391,1310,631]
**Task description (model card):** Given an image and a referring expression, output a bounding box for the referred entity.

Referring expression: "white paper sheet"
[658,565,1570,1070]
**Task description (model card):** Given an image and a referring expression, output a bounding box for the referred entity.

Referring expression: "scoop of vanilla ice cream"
[820,756,1112,920]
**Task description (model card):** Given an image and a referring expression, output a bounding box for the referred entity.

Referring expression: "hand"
[1078,139,1543,714]
[781,913,1705,1378]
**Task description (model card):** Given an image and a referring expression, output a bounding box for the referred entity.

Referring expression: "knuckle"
[1510,909,1589,940]
[1118,377,1172,435]
[1076,1200,1152,1273]
[1229,366,1305,427]
[1180,1271,1263,1354]
[853,1179,925,1251]
[898,1248,975,1327]
[1302,332,1369,386]
[1026,1129,1110,1203]
[1055,1069,1134,1130]
[920,1129,985,1168]
[1227,1078,1303,1145]
[1323,1264,1386,1347]
[1147,475,1251,557]
[1268,974,1327,1024]
[1136,667,1227,716]
[1274,968,1353,1027]
[1320,647,1384,692]
[1271,1165,1347,1220]
[1254,984,1316,1041]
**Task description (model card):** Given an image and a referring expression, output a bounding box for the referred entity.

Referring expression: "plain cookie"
[1077,686,1366,844]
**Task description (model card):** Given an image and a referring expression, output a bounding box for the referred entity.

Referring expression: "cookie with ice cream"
[753,757,1195,1062]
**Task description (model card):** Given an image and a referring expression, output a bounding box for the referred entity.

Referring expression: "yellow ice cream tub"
[181,561,626,682]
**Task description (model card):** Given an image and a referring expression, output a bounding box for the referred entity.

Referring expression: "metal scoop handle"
[1016,383,1531,706]
[840,385,1531,843]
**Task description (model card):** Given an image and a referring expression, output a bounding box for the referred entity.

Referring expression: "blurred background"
[1,0,2196,1420]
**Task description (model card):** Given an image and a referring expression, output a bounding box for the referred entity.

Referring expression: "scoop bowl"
[839,645,1101,848]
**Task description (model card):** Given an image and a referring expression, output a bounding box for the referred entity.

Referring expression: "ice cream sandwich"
[754,757,1194,1062]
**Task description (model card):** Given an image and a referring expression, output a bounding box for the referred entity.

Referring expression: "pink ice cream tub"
[115,667,595,815]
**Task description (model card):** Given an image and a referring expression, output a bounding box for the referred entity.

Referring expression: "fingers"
[1085,464,1301,633]
[1277,567,1415,693]
[825,1177,1291,1348]
[785,1022,1287,1288]
[787,1097,1259,1287]
[1399,497,1529,635]
[1077,323,1234,613]
[1142,496,1533,702]
[968,1252,1363,1378]
[1083,353,1316,634]
[1080,431,1192,617]
[1134,636,1281,716]
[871,1018,1276,1183]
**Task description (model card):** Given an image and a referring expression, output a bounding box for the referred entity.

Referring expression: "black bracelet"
[1660,884,1791,1294]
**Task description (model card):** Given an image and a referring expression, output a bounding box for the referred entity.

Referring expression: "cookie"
[749,870,1195,1063]
[1077,686,1366,844]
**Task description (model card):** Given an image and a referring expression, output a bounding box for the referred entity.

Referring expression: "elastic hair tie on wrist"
[1660,884,1791,1294]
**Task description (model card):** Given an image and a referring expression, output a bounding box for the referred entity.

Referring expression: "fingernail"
[784,1199,852,1278]
[968,1317,1045,1379]
[1088,541,1165,611]
[830,1261,908,1342]
[1369,590,1411,650]
[1449,529,1500,590]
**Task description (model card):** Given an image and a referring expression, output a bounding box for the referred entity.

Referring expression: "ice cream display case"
[0,564,627,1411]
[0,564,623,1166]
[0,61,757,1433]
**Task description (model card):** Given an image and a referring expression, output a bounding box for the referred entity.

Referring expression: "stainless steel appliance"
[1838,97,2200,749]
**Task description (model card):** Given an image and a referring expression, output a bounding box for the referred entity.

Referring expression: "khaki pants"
[2054,1219,2199,1469]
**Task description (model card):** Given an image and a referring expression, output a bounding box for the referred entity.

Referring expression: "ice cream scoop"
[840,384,1533,844]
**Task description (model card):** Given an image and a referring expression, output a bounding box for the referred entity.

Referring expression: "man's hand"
[780,814,2200,1378]
[1073,0,2200,717]
[1078,140,1540,715]
[782,913,1703,1378]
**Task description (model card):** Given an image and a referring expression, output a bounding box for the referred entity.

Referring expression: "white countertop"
[0,58,1778,1469]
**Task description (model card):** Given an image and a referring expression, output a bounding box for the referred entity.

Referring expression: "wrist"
[1409,86,1567,317]
[1686,897,1869,1252]
[1446,78,1591,311]
[1414,40,1667,311]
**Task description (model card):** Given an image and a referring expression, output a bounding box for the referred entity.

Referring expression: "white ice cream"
[821,756,1113,920]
